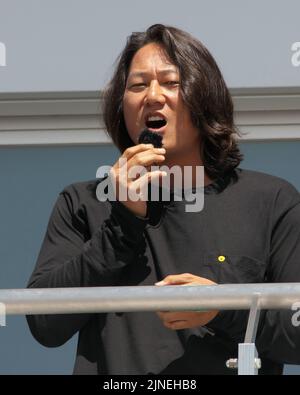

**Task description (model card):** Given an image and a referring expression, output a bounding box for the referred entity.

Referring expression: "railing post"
[226,294,262,375]
[0,302,6,327]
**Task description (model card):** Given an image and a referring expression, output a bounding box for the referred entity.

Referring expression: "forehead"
[128,43,178,75]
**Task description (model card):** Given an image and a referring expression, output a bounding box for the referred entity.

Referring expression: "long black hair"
[102,23,243,179]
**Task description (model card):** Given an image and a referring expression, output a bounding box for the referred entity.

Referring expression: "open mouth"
[145,119,167,130]
[146,116,167,130]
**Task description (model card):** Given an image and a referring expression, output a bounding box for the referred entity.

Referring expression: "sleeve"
[26,186,148,347]
[255,192,300,364]
[208,181,300,365]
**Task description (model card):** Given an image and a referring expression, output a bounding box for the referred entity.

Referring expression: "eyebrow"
[128,68,179,79]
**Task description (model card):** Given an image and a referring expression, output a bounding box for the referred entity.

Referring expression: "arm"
[155,181,300,365]
[255,199,300,364]
[26,184,148,347]
[27,144,166,347]
[210,182,300,364]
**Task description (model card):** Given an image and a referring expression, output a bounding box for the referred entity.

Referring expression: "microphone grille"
[138,128,163,148]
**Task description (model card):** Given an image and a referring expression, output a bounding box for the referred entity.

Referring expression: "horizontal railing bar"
[1,283,300,315]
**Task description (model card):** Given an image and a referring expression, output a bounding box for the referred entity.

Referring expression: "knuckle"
[122,148,130,157]
[124,146,135,156]
[135,157,143,166]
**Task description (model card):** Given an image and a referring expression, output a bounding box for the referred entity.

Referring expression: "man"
[27,24,300,374]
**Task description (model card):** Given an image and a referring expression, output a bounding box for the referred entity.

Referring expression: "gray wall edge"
[0,87,300,146]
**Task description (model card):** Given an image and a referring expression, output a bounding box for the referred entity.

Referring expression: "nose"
[145,80,166,106]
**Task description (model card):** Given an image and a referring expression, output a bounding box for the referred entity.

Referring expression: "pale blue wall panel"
[0,142,299,374]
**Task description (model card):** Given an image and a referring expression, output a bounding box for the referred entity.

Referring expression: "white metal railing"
[1,283,300,375]
[1,283,300,315]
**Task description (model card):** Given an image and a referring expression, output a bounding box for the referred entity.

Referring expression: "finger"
[121,145,165,166]
[127,150,166,170]
[129,170,167,198]
[113,144,153,171]
[157,311,190,321]
[181,278,218,286]
[164,320,188,330]
[112,151,165,189]
[122,144,154,161]
[155,273,195,286]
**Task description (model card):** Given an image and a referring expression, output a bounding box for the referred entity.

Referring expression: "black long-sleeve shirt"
[26,168,300,374]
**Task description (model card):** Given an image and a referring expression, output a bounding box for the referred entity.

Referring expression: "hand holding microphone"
[109,128,166,217]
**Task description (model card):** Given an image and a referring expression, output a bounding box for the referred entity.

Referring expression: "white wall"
[0,0,300,92]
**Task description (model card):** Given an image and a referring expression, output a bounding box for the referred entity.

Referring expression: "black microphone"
[138,128,165,221]
[138,128,163,148]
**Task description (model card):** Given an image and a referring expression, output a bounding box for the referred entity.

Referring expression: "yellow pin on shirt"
[218,255,226,263]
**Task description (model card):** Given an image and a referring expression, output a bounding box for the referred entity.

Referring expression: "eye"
[130,83,146,88]
[164,81,180,86]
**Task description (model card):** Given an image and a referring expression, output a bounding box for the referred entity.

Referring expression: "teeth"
[147,115,165,122]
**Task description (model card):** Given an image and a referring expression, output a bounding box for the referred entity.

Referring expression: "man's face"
[122,43,201,161]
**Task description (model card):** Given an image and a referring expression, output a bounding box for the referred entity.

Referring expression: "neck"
[162,152,213,189]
